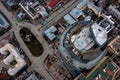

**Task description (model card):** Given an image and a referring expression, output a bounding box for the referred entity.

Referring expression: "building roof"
[90,23,107,46]
[0,43,26,76]
[0,39,9,48]
[108,36,120,55]
[19,0,48,19]
[0,13,9,28]
[99,19,114,33]
[6,0,14,7]
[26,74,39,80]
[64,14,76,25]
[71,27,94,51]
[107,5,120,20]
[47,0,62,9]
[74,57,119,80]
[87,2,102,15]
[0,71,10,80]
[18,12,26,19]
[76,0,88,9]
[44,26,57,41]
[69,8,83,19]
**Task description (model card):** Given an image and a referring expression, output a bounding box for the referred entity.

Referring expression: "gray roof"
[69,8,83,19]
[77,0,88,9]
[7,0,14,7]
[0,13,9,28]
[19,0,48,19]
[44,26,57,41]
[26,74,39,80]
[91,23,107,46]
[64,14,76,25]
[107,5,120,20]
[87,2,102,15]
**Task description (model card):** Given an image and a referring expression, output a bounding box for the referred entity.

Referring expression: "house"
[19,0,48,20]
[47,0,63,10]
[0,13,9,28]
[108,36,120,55]
[63,14,76,25]
[44,26,57,42]
[74,57,120,80]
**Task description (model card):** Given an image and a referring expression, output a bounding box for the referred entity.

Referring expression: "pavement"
[38,0,85,31]
[0,2,54,80]
[0,0,84,80]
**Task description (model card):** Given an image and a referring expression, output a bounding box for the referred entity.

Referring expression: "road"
[0,0,84,80]
[59,23,107,70]
[38,0,85,31]
[0,2,54,80]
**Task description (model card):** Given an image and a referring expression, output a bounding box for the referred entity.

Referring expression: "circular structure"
[58,23,107,76]
[20,28,44,57]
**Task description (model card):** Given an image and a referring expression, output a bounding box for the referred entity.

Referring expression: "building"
[107,5,120,21]
[58,22,107,76]
[26,73,39,80]
[0,13,9,28]
[108,36,120,55]
[69,8,83,19]
[0,43,26,76]
[0,67,10,80]
[17,12,26,19]
[47,0,67,10]
[87,2,102,16]
[90,23,108,46]
[58,0,116,77]
[58,1,115,76]
[44,26,57,42]
[74,57,120,80]
[99,19,114,33]
[90,18,114,46]
[6,0,14,7]
[63,14,76,25]
[77,0,88,9]
[19,0,48,20]
[71,27,94,51]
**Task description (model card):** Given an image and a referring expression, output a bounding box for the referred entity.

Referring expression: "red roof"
[105,67,114,76]
[47,0,62,8]
[0,72,10,80]
[54,39,59,47]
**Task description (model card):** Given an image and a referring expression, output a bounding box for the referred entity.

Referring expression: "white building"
[0,43,26,76]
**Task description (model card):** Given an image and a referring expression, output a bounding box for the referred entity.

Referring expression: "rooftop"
[69,8,83,19]
[71,27,94,51]
[108,36,120,55]
[0,43,26,76]
[90,23,108,46]
[0,13,9,28]
[26,73,39,80]
[59,23,107,75]
[77,0,88,9]
[47,0,62,9]
[44,26,57,41]
[64,14,76,25]
[74,57,119,80]
[107,5,120,21]
[99,19,114,33]
[19,0,48,19]
[6,0,14,7]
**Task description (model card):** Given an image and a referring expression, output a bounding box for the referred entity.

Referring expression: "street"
[0,0,84,80]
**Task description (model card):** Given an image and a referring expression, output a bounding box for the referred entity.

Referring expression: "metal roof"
[0,13,9,28]
[64,14,76,25]
[91,23,107,46]
[69,8,83,19]
[44,26,57,41]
